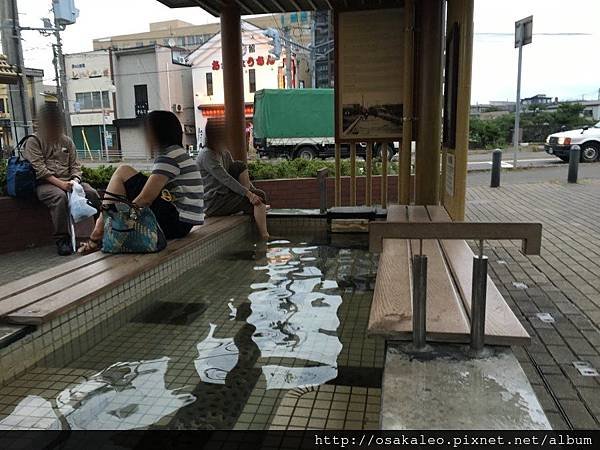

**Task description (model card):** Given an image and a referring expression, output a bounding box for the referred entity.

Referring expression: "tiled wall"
[0,221,251,387]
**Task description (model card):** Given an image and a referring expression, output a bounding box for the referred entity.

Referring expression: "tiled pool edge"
[0,221,252,387]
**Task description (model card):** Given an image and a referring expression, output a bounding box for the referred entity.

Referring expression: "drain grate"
[573,361,599,377]
[536,313,555,323]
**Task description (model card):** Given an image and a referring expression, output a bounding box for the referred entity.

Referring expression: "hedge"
[0,158,396,196]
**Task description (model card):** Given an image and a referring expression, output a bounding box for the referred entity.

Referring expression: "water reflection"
[262,365,338,390]
[249,241,343,389]
[0,396,61,430]
[57,357,195,430]
[195,323,240,385]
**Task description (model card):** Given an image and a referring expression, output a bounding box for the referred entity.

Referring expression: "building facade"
[112,45,196,159]
[188,23,291,151]
[93,14,310,51]
[64,50,116,158]
[313,10,334,88]
[0,58,56,153]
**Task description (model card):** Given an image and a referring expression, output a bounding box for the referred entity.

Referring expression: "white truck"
[544,121,600,162]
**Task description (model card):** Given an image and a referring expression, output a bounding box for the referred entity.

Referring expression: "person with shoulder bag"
[77,110,204,255]
[23,104,101,256]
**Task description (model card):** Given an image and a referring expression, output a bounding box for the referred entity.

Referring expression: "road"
[468,162,600,186]
[467,150,560,171]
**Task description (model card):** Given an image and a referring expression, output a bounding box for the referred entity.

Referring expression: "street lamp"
[100,84,116,160]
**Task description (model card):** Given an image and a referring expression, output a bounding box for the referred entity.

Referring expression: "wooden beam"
[350,143,357,206]
[246,0,270,13]
[366,142,373,206]
[335,143,342,206]
[369,222,543,255]
[191,0,220,16]
[381,143,388,208]
[400,0,415,204]
[234,0,254,15]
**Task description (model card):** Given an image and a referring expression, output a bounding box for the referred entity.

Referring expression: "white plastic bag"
[68,182,97,223]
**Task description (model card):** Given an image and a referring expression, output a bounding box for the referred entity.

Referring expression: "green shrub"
[0,158,399,196]
[81,165,116,189]
[247,158,397,180]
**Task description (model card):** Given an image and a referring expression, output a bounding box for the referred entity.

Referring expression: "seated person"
[196,145,269,240]
[24,104,100,256]
[78,110,204,254]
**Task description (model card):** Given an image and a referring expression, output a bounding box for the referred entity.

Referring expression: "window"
[136,42,144,47]
[248,69,256,93]
[0,98,6,113]
[75,91,111,110]
[206,73,213,96]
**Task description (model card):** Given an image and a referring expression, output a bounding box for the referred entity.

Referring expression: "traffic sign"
[515,16,533,48]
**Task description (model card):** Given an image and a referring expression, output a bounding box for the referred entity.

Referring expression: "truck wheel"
[374,143,395,161]
[581,142,600,163]
[296,146,317,160]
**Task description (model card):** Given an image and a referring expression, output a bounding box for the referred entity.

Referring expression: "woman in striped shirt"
[78,111,204,254]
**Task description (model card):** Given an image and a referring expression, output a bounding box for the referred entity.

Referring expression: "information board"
[335,8,404,142]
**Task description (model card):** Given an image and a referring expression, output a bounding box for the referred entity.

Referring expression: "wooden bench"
[0,216,248,326]
[368,205,540,345]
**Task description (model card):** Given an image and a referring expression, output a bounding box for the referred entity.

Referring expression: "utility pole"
[512,16,533,169]
[52,5,73,138]
[284,27,293,89]
[0,0,33,142]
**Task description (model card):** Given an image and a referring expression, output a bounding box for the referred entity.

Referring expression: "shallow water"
[0,235,384,430]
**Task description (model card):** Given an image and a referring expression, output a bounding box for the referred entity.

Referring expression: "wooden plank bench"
[0,216,249,326]
[368,205,538,345]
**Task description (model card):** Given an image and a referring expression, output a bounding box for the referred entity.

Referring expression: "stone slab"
[381,343,551,430]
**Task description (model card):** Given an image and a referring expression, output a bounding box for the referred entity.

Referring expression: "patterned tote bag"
[101,191,167,254]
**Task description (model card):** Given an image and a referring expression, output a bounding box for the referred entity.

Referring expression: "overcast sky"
[14,0,600,104]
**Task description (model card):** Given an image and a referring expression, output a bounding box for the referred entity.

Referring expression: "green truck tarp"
[253,89,334,139]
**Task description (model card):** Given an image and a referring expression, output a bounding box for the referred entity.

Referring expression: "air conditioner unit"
[172,104,183,113]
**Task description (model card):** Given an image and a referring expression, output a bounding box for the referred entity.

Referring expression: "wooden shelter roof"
[157,0,404,16]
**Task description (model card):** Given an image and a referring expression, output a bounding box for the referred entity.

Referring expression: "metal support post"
[470,240,488,353]
[412,240,427,350]
[490,149,502,188]
[568,145,580,184]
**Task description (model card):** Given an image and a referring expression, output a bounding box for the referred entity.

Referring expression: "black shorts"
[123,173,193,240]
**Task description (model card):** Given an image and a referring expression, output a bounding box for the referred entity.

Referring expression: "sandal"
[77,238,102,255]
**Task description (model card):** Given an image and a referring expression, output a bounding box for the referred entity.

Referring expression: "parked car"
[544,122,600,162]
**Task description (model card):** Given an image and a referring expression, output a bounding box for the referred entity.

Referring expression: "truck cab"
[544,122,600,162]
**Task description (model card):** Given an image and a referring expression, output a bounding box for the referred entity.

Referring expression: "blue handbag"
[6,135,39,198]
[101,191,167,254]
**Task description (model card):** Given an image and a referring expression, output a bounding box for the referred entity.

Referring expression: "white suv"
[545,121,600,162]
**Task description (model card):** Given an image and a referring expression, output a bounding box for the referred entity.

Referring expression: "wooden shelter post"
[414,0,445,206]
[220,1,246,161]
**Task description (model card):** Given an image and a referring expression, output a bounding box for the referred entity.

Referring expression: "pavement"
[1,165,600,429]
[467,178,600,429]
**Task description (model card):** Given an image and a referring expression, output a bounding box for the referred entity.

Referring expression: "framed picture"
[335,8,404,142]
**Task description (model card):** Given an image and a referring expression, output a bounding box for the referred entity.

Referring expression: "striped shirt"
[153,145,204,225]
